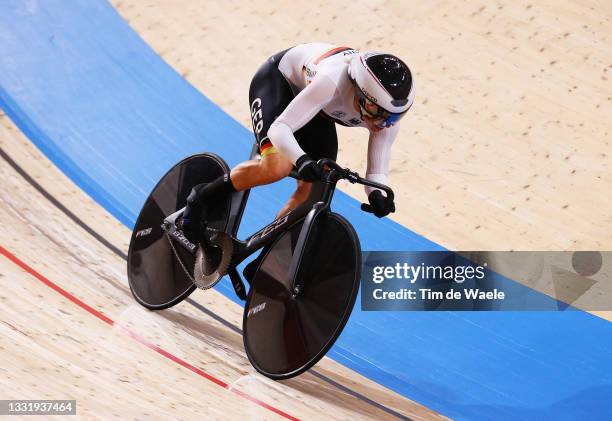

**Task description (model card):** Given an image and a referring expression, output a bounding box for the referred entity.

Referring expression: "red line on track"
[0,245,299,421]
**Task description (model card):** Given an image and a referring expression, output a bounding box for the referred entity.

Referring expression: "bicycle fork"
[287,173,337,297]
[287,201,328,297]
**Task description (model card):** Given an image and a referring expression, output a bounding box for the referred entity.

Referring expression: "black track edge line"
[0,147,127,260]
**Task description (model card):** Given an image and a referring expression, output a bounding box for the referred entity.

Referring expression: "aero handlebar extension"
[289,158,394,215]
[315,158,394,202]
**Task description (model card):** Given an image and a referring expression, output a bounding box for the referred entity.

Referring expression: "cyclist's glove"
[362,190,395,218]
[295,154,322,182]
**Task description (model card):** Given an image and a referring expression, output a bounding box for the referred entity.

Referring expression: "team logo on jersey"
[305,68,316,78]
[331,110,346,118]
[250,98,263,134]
[302,66,317,83]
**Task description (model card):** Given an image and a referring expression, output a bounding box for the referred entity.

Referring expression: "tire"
[242,211,361,379]
[127,153,231,310]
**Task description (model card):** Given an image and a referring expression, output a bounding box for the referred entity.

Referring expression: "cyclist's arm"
[365,123,400,196]
[267,75,335,164]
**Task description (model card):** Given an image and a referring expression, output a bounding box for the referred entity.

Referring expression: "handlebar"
[316,158,395,202]
[288,158,394,215]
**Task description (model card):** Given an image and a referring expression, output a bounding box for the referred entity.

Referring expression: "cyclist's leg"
[279,112,339,215]
[179,49,293,241]
[243,114,338,283]
[276,179,311,217]
[230,152,292,191]
[230,47,295,190]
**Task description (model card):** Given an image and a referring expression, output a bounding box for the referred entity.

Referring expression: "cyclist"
[178,43,414,279]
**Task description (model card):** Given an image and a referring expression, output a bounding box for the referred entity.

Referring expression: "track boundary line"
[0,244,299,421]
[0,145,413,421]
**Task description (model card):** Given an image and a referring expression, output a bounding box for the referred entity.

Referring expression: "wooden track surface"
[108,0,612,319]
[111,0,612,250]
[2,1,611,419]
[0,111,446,419]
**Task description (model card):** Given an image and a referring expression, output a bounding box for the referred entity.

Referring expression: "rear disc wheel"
[127,153,231,310]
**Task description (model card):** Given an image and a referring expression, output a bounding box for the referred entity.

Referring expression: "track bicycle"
[127,146,394,379]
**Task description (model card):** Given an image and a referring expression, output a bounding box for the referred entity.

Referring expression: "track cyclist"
[177,43,415,281]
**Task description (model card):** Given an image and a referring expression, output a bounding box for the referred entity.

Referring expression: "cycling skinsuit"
[248,43,400,194]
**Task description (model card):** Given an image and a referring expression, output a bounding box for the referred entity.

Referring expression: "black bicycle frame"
[169,144,393,300]
[224,150,393,297]
[228,172,335,267]
[222,144,327,263]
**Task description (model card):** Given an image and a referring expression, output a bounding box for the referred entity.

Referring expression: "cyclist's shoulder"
[290,42,339,56]
[285,43,357,67]
[305,45,358,84]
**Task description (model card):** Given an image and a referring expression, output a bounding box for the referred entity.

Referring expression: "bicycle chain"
[166,233,197,285]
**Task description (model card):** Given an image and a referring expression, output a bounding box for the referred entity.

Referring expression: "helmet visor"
[356,92,407,128]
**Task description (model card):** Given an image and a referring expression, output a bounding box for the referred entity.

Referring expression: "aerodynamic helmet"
[348,52,415,128]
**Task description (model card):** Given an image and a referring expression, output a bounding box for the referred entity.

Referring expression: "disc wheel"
[127,153,231,310]
[243,212,361,379]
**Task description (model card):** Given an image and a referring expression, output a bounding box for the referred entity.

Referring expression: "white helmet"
[348,52,415,127]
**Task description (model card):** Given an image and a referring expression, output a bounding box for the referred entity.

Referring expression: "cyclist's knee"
[260,154,292,182]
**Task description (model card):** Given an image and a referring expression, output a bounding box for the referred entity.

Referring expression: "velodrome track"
[1,1,611,420]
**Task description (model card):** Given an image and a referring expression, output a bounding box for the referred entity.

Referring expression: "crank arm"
[161,208,198,255]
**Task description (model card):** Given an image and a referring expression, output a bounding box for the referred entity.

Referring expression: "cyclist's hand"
[295,154,322,182]
[361,190,395,218]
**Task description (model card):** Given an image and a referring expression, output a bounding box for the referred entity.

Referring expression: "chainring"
[193,231,234,289]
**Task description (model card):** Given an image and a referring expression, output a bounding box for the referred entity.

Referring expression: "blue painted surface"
[1,1,611,420]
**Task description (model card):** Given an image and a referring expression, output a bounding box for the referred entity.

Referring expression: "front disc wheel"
[243,212,361,379]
